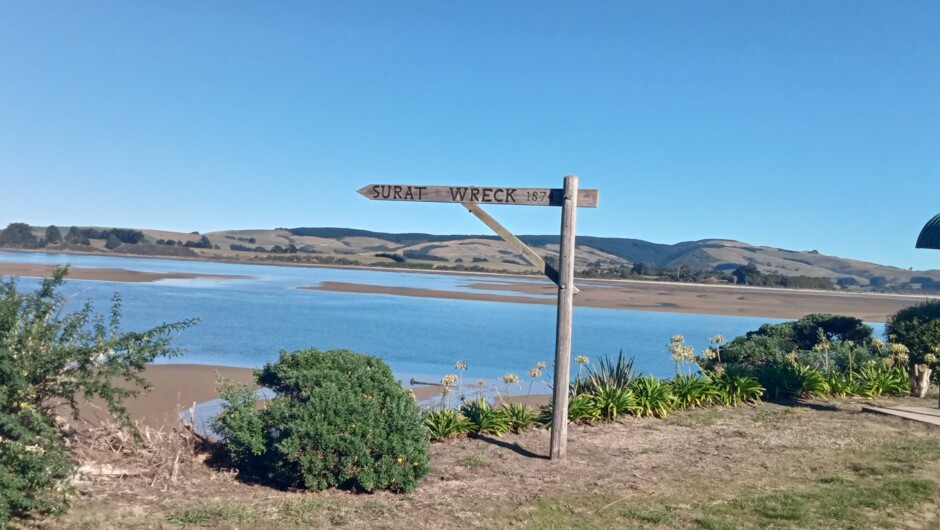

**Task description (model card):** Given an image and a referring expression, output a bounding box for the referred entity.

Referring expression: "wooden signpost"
[358,176,598,461]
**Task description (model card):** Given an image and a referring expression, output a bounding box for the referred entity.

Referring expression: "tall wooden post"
[550,175,578,461]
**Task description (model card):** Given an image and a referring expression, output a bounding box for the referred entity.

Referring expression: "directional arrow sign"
[357,184,599,208]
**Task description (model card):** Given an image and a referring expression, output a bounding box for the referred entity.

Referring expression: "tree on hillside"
[0,223,39,248]
[105,233,122,249]
[44,225,62,244]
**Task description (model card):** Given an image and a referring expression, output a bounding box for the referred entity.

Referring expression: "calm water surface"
[1,251,883,383]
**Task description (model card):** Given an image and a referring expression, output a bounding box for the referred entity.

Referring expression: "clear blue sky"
[1,1,938,270]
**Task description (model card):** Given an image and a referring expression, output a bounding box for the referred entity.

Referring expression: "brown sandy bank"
[83,364,449,429]
[303,279,936,321]
[0,262,248,283]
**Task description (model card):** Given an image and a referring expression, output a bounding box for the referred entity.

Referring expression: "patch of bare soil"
[25,397,940,529]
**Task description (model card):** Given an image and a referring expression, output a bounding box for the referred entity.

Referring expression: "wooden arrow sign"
[357,184,599,208]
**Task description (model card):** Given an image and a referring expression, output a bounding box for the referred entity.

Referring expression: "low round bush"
[212,348,430,493]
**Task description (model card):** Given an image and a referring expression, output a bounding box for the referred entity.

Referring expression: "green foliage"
[43,225,62,244]
[212,348,430,493]
[670,373,720,409]
[104,233,122,249]
[790,364,829,398]
[758,364,827,399]
[630,375,676,418]
[573,351,635,395]
[853,365,909,397]
[0,223,40,248]
[0,268,193,525]
[823,371,855,398]
[459,399,510,436]
[710,368,764,406]
[886,300,940,366]
[423,409,470,441]
[539,393,601,425]
[716,314,875,371]
[590,385,638,421]
[502,403,539,433]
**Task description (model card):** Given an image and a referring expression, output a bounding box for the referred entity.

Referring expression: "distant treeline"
[576,261,835,290]
[0,223,219,253]
[0,223,146,249]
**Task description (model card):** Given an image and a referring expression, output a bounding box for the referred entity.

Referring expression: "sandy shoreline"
[85,364,451,428]
[0,262,247,283]
[303,279,933,321]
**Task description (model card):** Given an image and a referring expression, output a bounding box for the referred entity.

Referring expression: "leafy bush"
[854,366,909,398]
[886,300,940,367]
[212,348,430,493]
[423,409,470,441]
[459,399,510,437]
[670,374,720,409]
[502,403,539,433]
[716,314,876,371]
[710,368,764,406]
[824,371,855,398]
[590,385,638,421]
[539,394,601,425]
[630,376,676,418]
[758,364,827,399]
[0,269,192,525]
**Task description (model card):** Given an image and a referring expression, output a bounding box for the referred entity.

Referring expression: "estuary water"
[1,251,881,383]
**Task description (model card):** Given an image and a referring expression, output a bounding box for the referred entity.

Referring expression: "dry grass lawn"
[20,394,940,529]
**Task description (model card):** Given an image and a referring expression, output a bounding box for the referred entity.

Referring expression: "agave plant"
[630,375,676,418]
[670,373,720,409]
[423,408,470,441]
[502,403,539,434]
[574,350,636,395]
[711,368,765,406]
[460,398,510,436]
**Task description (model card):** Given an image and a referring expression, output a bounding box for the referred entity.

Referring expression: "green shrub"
[854,366,909,398]
[630,376,676,418]
[590,384,638,421]
[0,269,192,525]
[423,409,470,441]
[212,348,430,493]
[670,374,720,409]
[715,314,877,371]
[759,364,826,399]
[502,403,539,433]
[824,371,855,398]
[459,399,510,436]
[538,394,601,426]
[886,300,940,367]
[711,368,764,406]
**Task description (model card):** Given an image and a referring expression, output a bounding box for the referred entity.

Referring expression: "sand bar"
[303,279,936,321]
[0,262,248,283]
